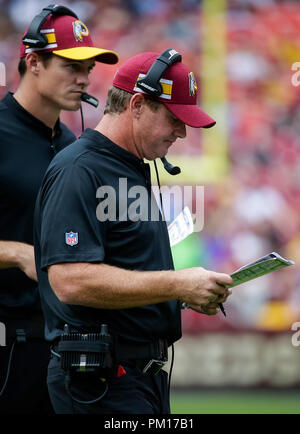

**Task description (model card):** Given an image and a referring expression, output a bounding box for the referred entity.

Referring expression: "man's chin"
[160,149,169,159]
[147,152,167,161]
[62,101,82,112]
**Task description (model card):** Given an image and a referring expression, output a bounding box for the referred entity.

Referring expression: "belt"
[52,336,168,376]
[115,338,168,363]
[52,334,168,362]
[116,338,168,375]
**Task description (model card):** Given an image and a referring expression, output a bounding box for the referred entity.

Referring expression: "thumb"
[215,272,234,286]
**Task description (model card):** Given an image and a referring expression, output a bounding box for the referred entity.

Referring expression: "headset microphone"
[80,92,99,108]
[80,93,99,132]
[160,157,181,175]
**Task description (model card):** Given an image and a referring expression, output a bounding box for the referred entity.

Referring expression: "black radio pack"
[58,324,115,377]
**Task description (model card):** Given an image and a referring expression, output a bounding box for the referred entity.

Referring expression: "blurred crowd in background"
[0,0,299,334]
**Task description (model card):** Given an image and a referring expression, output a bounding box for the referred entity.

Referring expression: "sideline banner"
[168,331,300,387]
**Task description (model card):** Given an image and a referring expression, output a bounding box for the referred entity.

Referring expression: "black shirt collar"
[81,128,150,171]
[3,92,61,138]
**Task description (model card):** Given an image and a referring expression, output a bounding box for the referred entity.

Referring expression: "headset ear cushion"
[135,49,182,98]
[22,5,78,49]
[135,75,163,97]
[22,29,48,49]
[22,9,52,48]
[135,61,166,97]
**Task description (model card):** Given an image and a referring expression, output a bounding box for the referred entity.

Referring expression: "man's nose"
[76,71,90,88]
[175,122,186,139]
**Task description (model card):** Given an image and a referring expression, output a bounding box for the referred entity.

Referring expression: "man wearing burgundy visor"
[34,50,232,414]
[0,5,118,414]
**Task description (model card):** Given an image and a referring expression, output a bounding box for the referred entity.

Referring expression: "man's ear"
[129,93,146,119]
[25,52,41,75]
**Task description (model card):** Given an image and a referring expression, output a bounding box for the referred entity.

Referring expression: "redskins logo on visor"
[72,20,89,42]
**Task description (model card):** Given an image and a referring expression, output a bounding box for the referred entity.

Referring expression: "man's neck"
[95,113,141,159]
[14,84,59,130]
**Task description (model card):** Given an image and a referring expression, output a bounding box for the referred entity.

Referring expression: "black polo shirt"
[0,92,76,311]
[34,128,182,345]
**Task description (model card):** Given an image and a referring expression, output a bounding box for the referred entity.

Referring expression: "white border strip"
[40,28,55,33]
[133,73,173,100]
[25,43,58,54]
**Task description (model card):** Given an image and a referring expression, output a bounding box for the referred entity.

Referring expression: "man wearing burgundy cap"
[33,50,232,414]
[0,5,118,414]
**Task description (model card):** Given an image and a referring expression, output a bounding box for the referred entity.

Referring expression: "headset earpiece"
[22,4,78,49]
[136,49,182,97]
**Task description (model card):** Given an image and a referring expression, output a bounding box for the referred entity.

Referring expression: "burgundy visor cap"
[113,52,216,128]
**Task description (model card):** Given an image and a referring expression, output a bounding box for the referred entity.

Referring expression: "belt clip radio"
[58,324,115,377]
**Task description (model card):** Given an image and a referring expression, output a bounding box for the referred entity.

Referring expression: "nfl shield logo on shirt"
[65,231,78,246]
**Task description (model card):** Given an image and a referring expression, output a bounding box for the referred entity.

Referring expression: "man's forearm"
[0,241,24,268]
[49,262,178,309]
[0,241,37,281]
[48,262,233,310]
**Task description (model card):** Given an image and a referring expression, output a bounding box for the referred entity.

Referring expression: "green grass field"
[170,390,300,414]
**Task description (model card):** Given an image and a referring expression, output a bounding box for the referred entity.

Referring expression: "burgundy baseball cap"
[20,15,118,64]
[112,52,215,128]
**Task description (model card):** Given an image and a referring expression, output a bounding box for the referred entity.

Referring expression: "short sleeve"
[38,163,106,270]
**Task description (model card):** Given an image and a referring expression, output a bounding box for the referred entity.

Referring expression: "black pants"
[47,355,170,414]
[0,312,54,415]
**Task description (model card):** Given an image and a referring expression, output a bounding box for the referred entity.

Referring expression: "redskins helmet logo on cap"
[72,20,89,42]
[188,72,197,97]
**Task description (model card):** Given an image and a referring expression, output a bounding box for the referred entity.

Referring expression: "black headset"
[136,48,182,175]
[136,48,182,97]
[22,4,78,49]
[22,4,98,110]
